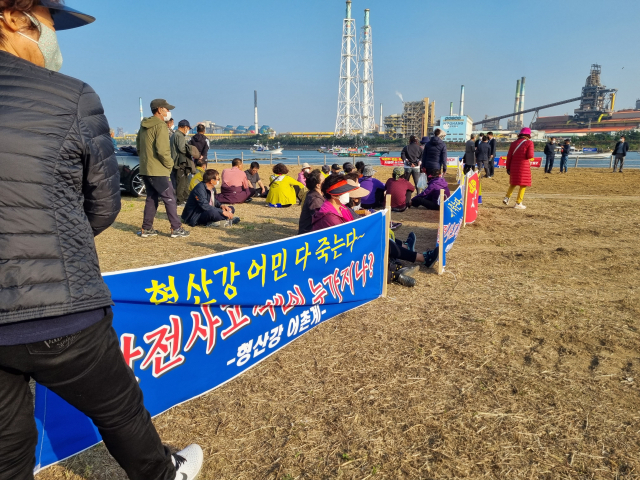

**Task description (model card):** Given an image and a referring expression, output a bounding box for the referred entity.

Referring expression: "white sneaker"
[514,203,526,210]
[502,197,510,205]
[173,444,203,480]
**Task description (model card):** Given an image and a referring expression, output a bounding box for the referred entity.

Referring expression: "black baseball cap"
[40,0,95,30]
[150,99,175,111]
[331,163,341,170]
[178,120,192,128]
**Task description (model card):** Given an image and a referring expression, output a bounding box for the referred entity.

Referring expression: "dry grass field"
[37,165,640,480]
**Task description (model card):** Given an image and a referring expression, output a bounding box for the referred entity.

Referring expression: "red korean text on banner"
[465,172,479,224]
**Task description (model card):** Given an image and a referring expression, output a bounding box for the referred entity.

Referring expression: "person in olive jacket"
[137,99,189,238]
[0,2,202,480]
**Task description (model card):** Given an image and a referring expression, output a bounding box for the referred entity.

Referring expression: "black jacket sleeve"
[77,83,121,236]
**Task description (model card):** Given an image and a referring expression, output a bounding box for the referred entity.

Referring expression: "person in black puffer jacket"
[421,129,449,174]
[0,2,202,479]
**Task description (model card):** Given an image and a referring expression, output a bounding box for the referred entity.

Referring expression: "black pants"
[0,310,175,480]
[362,189,385,210]
[411,196,439,210]
[251,186,269,198]
[487,159,495,177]
[389,239,417,263]
[174,166,192,204]
[195,205,235,225]
[613,155,624,171]
[545,155,555,173]
[403,167,421,190]
[142,176,181,230]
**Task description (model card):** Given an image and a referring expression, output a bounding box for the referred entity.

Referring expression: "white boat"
[250,142,283,155]
[556,146,612,159]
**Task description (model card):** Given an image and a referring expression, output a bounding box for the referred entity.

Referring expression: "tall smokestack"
[254,90,258,135]
[459,85,465,116]
[513,79,521,123]
[518,77,526,124]
[450,102,453,115]
[379,103,384,134]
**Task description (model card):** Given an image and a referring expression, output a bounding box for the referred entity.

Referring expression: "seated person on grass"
[245,161,268,198]
[331,163,342,175]
[343,162,354,174]
[181,169,239,227]
[266,163,305,208]
[189,158,207,192]
[355,161,366,178]
[298,169,325,235]
[359,165,386,209]
[321,164,331,178]
[411,168,450,210]
[216,158,253,204]
[385,166,415,212]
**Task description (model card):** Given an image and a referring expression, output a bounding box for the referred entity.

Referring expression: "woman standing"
[265,163,305,207]
[503,127,534,210]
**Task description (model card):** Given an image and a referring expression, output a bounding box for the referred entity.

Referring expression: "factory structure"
[383,98,436,139]
[477,65,640,136]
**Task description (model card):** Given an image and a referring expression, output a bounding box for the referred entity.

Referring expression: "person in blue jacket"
[421,129,448,174]
[182,169,239,227]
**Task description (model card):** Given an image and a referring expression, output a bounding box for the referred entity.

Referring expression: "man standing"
[401,135,423,191]
[560,139,571,174]
[137,99,190,237]
[463,134,476,174]
[543,137,556,173]
[165,118,175,137]
[171,119,196,205]
[487,131,496,178]
[612,136,629,173]
[217,158,253,204]
[0,4,200,479]
[190,123,209,164]
[476,136,492,177]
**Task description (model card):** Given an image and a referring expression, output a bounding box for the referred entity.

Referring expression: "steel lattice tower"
[359,9,374,135]
[335,0,362,136]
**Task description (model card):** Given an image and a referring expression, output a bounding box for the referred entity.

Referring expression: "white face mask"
[9,13,63,71]
[338,193,350,205]
[163,111,172,122]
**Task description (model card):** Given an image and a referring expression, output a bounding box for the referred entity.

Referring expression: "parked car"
[116,148,145,196]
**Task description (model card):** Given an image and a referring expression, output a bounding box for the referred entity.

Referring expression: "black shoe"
[394,267,417,287]
[138,228,158,238]
[244,197,253,203]
[230,216,241,225]
[171,227,190,238]
[405,232,417,252]
[423,249,438,269]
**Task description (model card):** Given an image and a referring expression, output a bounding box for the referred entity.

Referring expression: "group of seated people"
[181,158,448,281]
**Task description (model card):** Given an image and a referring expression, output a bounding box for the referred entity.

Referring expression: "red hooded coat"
[506,138,534,187]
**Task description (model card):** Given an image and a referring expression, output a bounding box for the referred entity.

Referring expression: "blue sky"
[56,0,640,134]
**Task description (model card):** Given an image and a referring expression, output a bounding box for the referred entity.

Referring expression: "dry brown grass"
[37,167,640,479]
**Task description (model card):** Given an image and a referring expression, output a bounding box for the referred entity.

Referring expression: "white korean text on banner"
[33,212,387,473]
[437,186,464,268]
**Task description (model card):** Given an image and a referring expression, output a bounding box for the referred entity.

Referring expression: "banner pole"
[382,194,392,297]
[438,189,444,275]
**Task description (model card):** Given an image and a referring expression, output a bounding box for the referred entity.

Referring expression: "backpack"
[189,144,201,160]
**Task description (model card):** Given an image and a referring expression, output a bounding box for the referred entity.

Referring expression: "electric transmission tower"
[335,0,362,137]
[359,8,374,135]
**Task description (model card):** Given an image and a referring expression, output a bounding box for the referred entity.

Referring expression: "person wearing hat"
[360,165,386,209]
[343,162,355,174]
[297,162,312,186]
[171,119,196,205]
[503,127,535,209]
[331,163,342,175]
[421,128,448,175]
[137,99,190,238]
[321,164,331,178]
[0,2,202,479]
[385,166,416,212]
[401,135,423,192]
[311,175,368,231]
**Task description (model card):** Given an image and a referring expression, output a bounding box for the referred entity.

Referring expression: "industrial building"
[439,115,473,142]
[383,97,436,139]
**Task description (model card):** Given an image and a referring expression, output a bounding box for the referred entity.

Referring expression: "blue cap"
[420,136,430,144]
[40,0,95,30]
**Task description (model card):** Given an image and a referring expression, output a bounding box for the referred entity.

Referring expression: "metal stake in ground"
[382,194,391,297]
[438,189,445,275]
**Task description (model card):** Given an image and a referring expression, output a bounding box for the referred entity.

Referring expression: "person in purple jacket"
[359,165,386,209]
[410,169,450,210]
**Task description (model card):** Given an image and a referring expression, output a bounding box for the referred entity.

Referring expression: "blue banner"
[438,186,464,268]
[33,211,387,473]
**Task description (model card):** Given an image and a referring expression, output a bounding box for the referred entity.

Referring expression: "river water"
[207,148,640,169]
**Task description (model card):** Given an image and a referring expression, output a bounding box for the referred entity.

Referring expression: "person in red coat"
[503,127,534,210]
